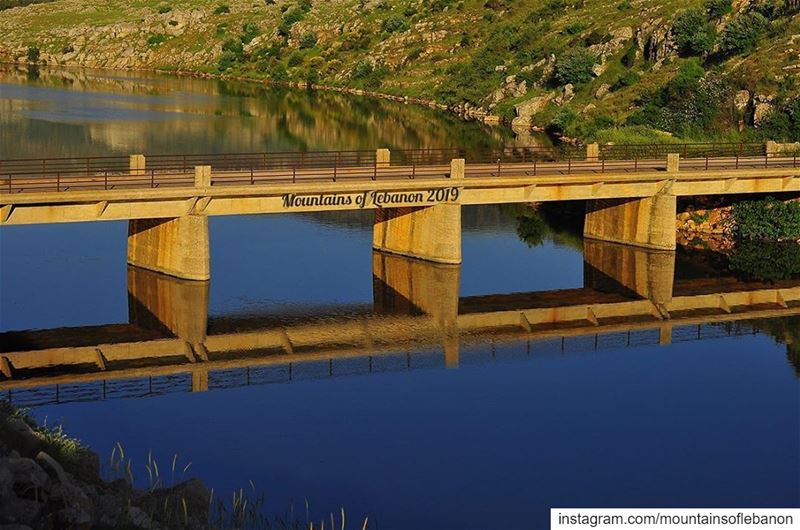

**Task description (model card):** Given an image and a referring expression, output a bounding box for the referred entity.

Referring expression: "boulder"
[511,92,555,127]
[595,83,611,99]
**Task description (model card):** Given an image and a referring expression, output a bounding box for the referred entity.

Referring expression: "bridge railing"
[1,142,798,193]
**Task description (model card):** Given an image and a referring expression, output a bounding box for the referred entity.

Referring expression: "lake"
[0,66,798,529]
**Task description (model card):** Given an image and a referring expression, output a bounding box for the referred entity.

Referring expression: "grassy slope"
[1,0,798,141]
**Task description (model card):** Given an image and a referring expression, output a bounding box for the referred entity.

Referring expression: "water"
[0,67,798,529]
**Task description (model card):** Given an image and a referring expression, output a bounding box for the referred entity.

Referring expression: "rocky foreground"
[0,402,210,529]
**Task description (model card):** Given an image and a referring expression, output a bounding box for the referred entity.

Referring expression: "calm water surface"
[0,67,798,529]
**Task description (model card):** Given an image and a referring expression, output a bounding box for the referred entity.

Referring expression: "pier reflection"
[2,241,799,405]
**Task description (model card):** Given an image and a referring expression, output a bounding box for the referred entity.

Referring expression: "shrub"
[564,22,587,35]
[26,46,40,63]
[221,38,243,56]
[554,48,596,85]
[705,0,731,19]
[758,97,800,142]
[382,15,409,33]
[673,8,716,56]
[720,13,770,56]
[287,51,303,66]
[621,43,637,67]
[240,22,260,44]
[729,241,800,282]
[617,0,633,11]
[731,197,800,241]
[213,3,230,14]
[299,31,318,49]
[613,71,640,90]
[157,4,172,14]
[217,50,238,71]
[351,59,373,79]
[147,33,167,47]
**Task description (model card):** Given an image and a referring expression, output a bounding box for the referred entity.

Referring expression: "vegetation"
[3,0,800,142]
[731,197,800,241]
[0,0,51,10]
[728,241,800,281]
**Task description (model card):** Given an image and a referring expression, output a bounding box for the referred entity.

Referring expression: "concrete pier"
[127,215,210,281]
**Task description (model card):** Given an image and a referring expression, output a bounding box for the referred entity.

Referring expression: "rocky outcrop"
[511,92,556,128]
[753,94,775,127]
[636,19,676,63]
[0,403,210,529]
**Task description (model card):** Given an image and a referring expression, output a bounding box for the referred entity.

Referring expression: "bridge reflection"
[1,241,799,406]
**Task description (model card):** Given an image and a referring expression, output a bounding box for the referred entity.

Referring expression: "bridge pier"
[127,215,210,281]
[583,192,677,251]
[583,239,675,307]
[127,266,209,346]
[372,159,463,264]
[373,251,461,367]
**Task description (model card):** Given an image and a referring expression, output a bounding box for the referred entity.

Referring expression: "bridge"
[2,241,798,405]
[1,141,799,280]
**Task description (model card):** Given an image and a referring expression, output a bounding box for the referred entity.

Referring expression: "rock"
[637,19,676,62]
[553,83,574,106]
[595,83,611,99]
[5,457,49,491]
[126,506,153,529]
[754,94,775,127]
[733,90,751,112]
[511,92,555,127]
[582,103,597,114]
[591,62,607,77]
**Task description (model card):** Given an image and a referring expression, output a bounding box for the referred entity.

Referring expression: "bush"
[612,71,640,90]
[221,38,243,56]
[26,46,40,63]
[673,8,716,56]
[705,0,731,19]
[554,48,596,85]
[564,22,587,35]
[147,33,167,47]
[157,4,171,14]
[728,241,800,281]
[382,15,409,33]
[287,51,303,66]
[217,50,239,71]
[240,22,260,44]
[719,13,770,56]
[213,3,230,14]
[732,197,800,241]
[758,97,800,142]
[299,31,318,49]
[621,43,637,67]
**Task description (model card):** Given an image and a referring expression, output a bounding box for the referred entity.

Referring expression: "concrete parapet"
[127,215,210,280]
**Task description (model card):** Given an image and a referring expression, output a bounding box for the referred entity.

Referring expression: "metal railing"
[1,143,797,194]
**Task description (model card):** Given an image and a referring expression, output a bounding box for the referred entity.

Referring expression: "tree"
[26,46,40,63]
[672,8,716,57]
[720,13,770,56]
[554,48,596,85]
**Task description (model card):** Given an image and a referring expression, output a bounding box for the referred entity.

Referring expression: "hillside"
[1,0,799,143]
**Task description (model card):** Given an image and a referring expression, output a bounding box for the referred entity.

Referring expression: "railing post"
[194,165,211,188]
[496,157,501,177]
[667,153,680,173]
[376,148,390,168]
[130,154,146,176]
[450,158,465,180]
[586,143,599,162]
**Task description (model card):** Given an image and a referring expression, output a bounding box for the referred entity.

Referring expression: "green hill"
[2,0,799,142]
